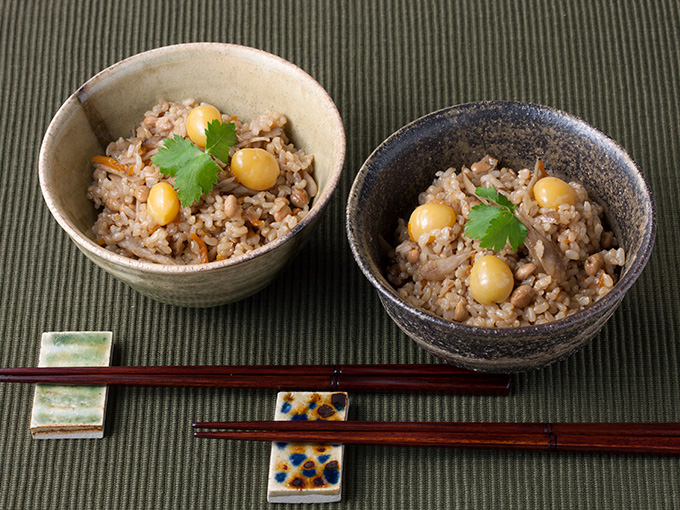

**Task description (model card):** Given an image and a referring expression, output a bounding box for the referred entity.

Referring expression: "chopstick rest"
[30,332,113,439]
[267,392,349,503]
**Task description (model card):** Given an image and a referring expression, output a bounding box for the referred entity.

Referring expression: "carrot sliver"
[190,233,209,264]
[92,155,130,174]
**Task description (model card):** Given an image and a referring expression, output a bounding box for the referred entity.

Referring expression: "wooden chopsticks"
[0,364,511,395]
[192,421,680,456]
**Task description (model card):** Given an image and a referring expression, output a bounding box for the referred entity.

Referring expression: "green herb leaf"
[485,210,526,252]
[205,120,237,163]
[475,186,516,211]
[150,120,237,207]
[463,186,528,252]
[504,213,528,253]
[464,204,501,241]
[172,153,220,207]
[151,135,201,178]
[151,135,221,207]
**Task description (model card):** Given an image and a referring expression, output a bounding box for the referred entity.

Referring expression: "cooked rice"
[386,156,625,327]
[87,99,315,265]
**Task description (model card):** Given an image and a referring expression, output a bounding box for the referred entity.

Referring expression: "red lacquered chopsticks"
[0,364,511,395]
[192,421,680,456]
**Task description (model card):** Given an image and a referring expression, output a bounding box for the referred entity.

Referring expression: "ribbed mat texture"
[1,1,679,508]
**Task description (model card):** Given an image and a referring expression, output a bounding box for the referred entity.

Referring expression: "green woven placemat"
[1,1,679,508]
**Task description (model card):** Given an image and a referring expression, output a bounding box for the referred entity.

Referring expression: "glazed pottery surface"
[347,101,655,372]
[40,43,345,307]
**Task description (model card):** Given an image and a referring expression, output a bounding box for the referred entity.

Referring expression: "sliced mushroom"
[519,159,542,210]
[471,155,499,174]
[419,250,474,281]
[515,208,566,282]
[118,238,180,265]
[461,168,478,196]
[512,159,566,282]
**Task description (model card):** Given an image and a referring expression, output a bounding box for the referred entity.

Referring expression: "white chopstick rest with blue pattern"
[267,391,349,503]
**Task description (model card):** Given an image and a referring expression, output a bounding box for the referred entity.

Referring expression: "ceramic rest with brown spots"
[267,391,349,503]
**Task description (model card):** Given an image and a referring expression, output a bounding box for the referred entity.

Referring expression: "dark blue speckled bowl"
[346,101,655,372]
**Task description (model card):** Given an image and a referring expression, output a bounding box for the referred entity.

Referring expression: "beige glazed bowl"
[39,43,345,307]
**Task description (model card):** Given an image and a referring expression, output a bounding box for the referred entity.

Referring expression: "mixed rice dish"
[387,155,625,327]
[87,99,315,265]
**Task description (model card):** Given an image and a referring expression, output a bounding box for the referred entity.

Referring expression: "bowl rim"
[346,100,656,340]
[39,42,346,275]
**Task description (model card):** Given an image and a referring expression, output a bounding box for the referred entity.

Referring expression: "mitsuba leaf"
[151,135,221,207]
[172,154,221,207]
[463,186,528,252]
[505,213,528,252]
[151,135,199,177]
[483,212,526,252]
[205,120,237,163]
[150,119,238,208]
[464,204,500,240]
[475,186,515,211]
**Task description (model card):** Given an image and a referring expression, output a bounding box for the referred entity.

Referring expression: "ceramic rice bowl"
[346,101,655,372]
[39,43,345,307]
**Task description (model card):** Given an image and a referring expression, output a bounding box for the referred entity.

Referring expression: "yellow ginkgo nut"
[230,148,280,191]
[534,176,577,209]
[469,255,514,305]
[147,182,180,226]
[186,104,221,148]
[408,202,457,243]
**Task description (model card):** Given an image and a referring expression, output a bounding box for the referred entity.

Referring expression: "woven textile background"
[1,1,679,508]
